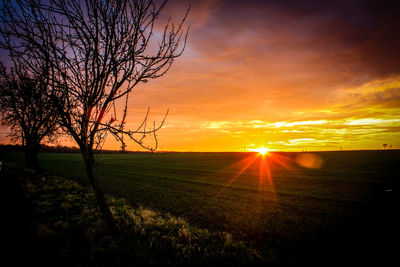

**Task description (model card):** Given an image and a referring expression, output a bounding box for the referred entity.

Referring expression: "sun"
[250,146,271,155]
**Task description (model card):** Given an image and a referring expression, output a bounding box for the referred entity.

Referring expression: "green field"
[1,150,397,265]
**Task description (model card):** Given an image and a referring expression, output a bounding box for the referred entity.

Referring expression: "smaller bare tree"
[0,61,59,172]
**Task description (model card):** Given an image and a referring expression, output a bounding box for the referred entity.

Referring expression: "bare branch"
[1,0,188,232]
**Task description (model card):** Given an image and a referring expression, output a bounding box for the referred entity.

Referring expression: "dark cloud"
[187,0,400,81]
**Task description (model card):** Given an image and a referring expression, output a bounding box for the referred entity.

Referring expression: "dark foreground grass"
[1,150,397,265]
[1,164,259,266]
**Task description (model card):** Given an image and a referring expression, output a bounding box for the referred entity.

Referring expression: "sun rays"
[214,150,325,209]
[215,151,296,203]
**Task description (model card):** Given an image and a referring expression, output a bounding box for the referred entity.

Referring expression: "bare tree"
[0,61,58,173]
[1,0,188,232]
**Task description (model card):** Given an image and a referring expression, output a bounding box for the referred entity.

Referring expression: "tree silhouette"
[0,61,58,173]
[1,0,188,232]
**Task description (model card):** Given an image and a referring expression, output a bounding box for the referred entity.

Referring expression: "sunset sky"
[1,0,400,152]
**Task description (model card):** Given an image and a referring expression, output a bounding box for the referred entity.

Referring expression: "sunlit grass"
[7,165,260,265]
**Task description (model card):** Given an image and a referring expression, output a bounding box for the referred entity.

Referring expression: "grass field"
[1,150,397,265]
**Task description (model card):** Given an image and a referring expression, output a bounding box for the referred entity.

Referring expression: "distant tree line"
[0,144,79,153]
[0,144,163,154]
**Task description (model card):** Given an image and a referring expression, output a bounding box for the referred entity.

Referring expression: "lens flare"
[295,153,323,169]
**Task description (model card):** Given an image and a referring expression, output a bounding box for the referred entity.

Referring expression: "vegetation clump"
[8,166,261,266]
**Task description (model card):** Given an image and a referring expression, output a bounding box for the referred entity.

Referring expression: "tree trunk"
[25,140,41,173]
[81,148,118,234]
